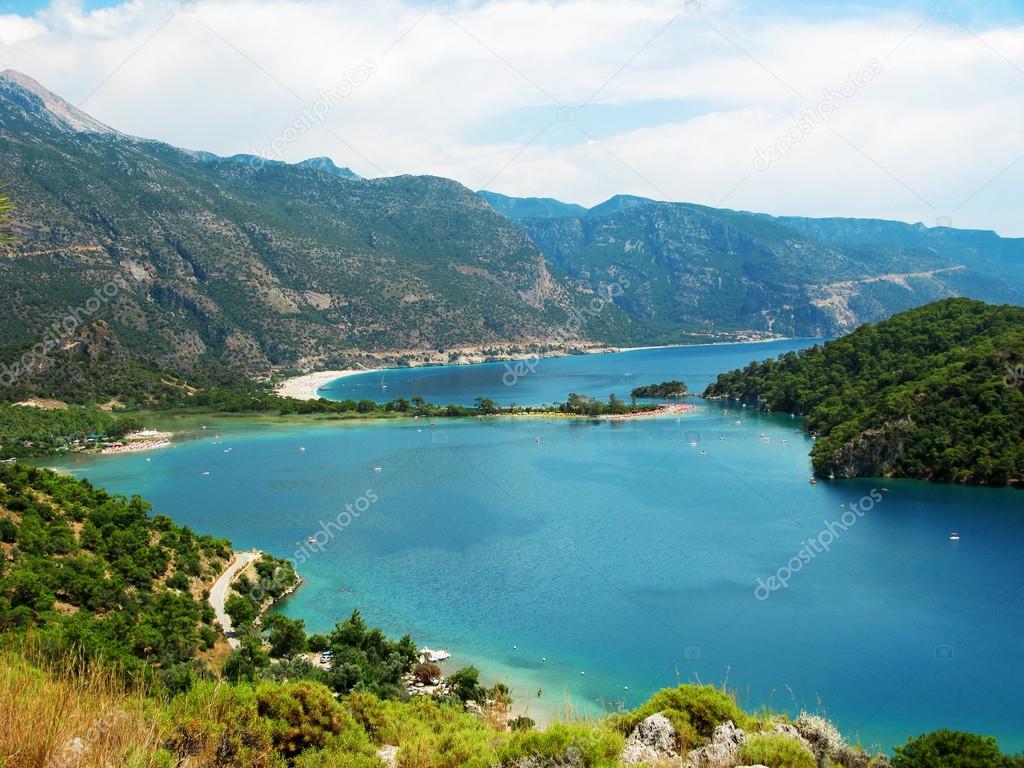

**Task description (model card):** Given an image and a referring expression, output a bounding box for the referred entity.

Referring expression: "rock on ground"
[685,720,746,768]
[377,745,399,768]
[622,713,680,765]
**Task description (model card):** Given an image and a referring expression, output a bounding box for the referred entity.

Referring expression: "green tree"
[265,614,307,658]
[224,594,258,628]
[893,729,1023,768]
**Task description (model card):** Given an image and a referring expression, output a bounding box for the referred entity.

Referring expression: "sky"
[1,0,1023,235]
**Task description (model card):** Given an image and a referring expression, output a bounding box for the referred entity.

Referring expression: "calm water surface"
[46,343,1024,753]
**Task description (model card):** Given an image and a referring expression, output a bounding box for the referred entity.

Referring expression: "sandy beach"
[599,402,697,420]
[99,430,174,454]
[274,369,379,401]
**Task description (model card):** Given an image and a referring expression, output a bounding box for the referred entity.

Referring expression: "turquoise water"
[46,344,1024,754]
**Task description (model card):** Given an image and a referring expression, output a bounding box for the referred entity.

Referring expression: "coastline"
[273,336,806,403]
[274,369,380,401]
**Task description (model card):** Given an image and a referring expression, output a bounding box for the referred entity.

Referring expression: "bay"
[45,341,1024,753]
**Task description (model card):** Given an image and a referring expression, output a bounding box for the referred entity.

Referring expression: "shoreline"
[273,336,807,403]
[274,369,381,401]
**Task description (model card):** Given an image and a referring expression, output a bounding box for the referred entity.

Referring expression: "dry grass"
[0,650,163,768]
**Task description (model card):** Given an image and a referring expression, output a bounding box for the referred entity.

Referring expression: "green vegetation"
[614,684,753,750]
[892,729,1024,768]
[703,299,1024,484]
[630,380,688,398]
[739,733,817,768]
[0,386,666,460]
[0,188,13,243]
[0,462,229,687]
[0,402,143,457]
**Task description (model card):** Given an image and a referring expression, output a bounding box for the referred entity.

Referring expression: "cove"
[45,342,1024,754]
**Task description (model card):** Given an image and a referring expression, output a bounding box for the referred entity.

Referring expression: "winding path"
[209,550,259,649]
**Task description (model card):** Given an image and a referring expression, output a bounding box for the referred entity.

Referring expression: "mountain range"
[1,69,1023,384]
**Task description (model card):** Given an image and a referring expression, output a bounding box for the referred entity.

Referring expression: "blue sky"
[2,0,1023,234]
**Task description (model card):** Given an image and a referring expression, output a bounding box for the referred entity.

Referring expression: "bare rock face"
[685,720,746,768]
[377,745,399,768]
[622,713,680,765]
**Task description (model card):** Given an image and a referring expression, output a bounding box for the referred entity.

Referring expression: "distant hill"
[484,191,1024,340]
[478,190,587,219]
[702,298,1024,485]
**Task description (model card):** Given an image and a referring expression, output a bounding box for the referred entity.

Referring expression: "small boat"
[949,532,960,541]
[689,440,698,447]
[809,477,817,485]
[374,466,383,472]
[699,450,706,456]
[201,471,210,476]
[828,472,836,480]
[307,536,316,544]
[299,446,306,451]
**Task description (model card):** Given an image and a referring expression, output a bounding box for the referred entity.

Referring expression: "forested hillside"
[703,299,1024,484]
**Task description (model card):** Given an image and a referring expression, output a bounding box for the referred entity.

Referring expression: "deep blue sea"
[46,342,1024,754]
[317,340,818,406]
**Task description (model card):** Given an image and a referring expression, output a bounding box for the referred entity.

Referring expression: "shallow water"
[46,343,1024,753]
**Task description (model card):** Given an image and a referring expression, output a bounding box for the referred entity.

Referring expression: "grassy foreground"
[4,650,1023,768]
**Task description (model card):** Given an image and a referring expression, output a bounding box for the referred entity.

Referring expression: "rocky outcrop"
[620,713,889,768]
[685,721,746,768]
[377,745,399,768]
[816,417,914,479]
[621,713,680,764]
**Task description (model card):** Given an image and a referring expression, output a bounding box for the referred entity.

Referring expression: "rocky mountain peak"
[0,69,117,134]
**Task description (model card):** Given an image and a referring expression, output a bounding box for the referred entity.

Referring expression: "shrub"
[292,749,384,768]
[255,680,351,758]
[509,716,535,732]
[345,692,388,743]
[164,680,276,768]
[739,733,816,768]
[498,722,623,768]
[892,729,1021,768]
[412,662,442,686]
[617,684,750,750]
[794,711,846,760]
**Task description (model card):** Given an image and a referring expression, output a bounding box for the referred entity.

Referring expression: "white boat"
[949,532,960,541]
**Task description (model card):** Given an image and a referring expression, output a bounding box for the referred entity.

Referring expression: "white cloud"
[1,0,1023,234]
